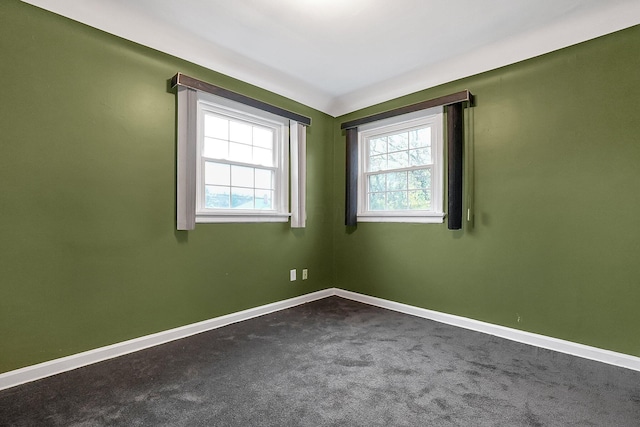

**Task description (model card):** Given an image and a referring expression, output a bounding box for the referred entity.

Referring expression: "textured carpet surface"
[1,296,639,426]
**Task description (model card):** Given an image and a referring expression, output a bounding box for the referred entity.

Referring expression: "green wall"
[2,1,639,375]
[0,1,335,373]
[334,25,640,357]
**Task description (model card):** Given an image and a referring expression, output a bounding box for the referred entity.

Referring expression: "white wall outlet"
[302,269,308,280]
[290,269,296,281]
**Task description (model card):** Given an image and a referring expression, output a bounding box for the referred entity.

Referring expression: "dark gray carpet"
[1,296,639,426]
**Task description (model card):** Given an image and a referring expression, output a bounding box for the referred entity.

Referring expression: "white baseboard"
[2,287,639,391]
[334,288,640,372]
[0,288,334,391]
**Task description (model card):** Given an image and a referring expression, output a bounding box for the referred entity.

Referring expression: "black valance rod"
[171,73,312,127]
[341,90,472,130]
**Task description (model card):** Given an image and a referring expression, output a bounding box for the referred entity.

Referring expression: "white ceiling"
[21,0,640,116]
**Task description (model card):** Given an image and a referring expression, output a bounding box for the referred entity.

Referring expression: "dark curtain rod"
[171,73,312,126]
[341,90,473,130]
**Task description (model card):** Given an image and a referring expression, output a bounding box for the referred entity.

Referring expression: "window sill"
[196,212,291,223]
[357,213,445,224]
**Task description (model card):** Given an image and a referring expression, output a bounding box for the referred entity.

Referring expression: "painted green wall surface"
[334,25,640,357]
[1,0,639,374]
[0,1,335,373]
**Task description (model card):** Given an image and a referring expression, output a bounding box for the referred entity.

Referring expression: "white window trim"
[195,92,289,223]
[176,87,306,229]
[357,107,444,224]
[176,86,197,231]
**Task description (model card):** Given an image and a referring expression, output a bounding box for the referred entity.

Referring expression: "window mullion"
[201,157,277,172]
[366,164,431,175]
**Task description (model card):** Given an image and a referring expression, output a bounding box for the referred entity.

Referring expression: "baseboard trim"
[0,288,334,391]
[3,287,639,391]
[334,288,640,372]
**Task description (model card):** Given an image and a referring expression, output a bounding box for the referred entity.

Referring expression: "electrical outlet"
[290,269,296,281]
[302,269,308,280]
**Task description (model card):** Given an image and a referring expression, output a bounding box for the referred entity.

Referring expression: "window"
[173,73,308,230]
[357,107,444,223]
[342,89,472,228]
[195,93,289,222]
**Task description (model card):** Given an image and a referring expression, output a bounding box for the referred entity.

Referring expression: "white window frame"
[195,92,290,223]
[357,107,444,223]
[177,86,306,229]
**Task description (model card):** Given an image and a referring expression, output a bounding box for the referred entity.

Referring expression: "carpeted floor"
[1,296,639,426]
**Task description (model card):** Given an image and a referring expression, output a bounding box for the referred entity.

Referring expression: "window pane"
[229,142,252,162]
[231,187,255,209]
[231,165,254,188]
[408,168,431,190]
[253,127,273,149]
[229,121,252,144]
[205,185,230,209]
[255,190,273,210]
[388,151,409,168]
[255,169,273,190]
[204,162,230,186]
[368,154,386,172]
[387,191,408,210]
[409,190,431,209]
[253,147,273,167]
[369,192,385,211]
[204,115,228,140]
[386,171,407,191]
[388,132,408,152]
[409,127,430,148]
[368,174,385,193]
[409,147,431,166]
[369,137,387,155]
[203,138,228,159]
